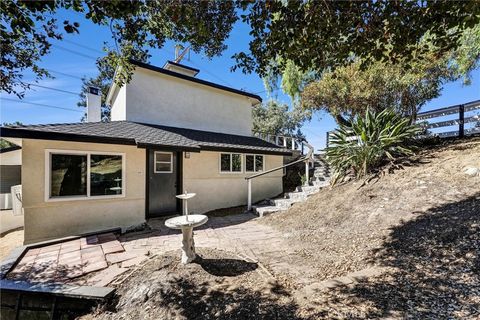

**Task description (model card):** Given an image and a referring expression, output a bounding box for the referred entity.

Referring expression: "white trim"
[245,154,265,173]
[44,149,126,202]
[153,151,173,173]
[219,152,243,174]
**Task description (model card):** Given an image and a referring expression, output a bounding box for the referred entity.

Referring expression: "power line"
[26,83,80,96]
[62,39,104,54]
[52,44,98,60]
[46,69,84,80]
[1,98,83,113]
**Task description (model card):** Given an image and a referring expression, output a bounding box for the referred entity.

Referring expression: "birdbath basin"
[165,215,208,264]
[165,192,207,264]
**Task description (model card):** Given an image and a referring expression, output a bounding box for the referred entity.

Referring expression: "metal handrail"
[245,139,314,211]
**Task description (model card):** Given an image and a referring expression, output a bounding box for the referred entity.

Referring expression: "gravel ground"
[262,137,480,318]
[81,248,299,320]
[0,228,23,261]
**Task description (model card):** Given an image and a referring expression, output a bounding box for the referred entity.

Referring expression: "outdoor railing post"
[459,104,465,138]
[291,137,295,150]
[305,159,310,186]
[247,179,252,211]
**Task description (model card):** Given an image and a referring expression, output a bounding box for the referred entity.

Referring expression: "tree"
[1,1,237,98]
[234,1,480,78]
[1,121,22,149]
[252,100,307,137]
[3,1,479,100]
[300,23,480,125]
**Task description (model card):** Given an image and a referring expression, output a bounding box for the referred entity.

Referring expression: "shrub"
[326,108,420,183]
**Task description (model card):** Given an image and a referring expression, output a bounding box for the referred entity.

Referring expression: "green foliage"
[326,108,420,183]
[298,173,307,186]
[0,139,14,149]
[301,53,458,124]
[234,1,480,77]
[252,100,308,136]
[449,24,480,85]
[1,1,237,98]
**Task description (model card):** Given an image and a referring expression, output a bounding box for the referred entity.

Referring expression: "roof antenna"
[174,44,190,64]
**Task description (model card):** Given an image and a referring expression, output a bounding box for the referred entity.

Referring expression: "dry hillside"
[262,137,480,318]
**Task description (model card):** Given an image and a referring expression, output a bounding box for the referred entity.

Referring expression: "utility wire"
[52,44,98,60]
[26,83,80,96]
[1,98,83,113]
[62,39,104,54]
[46,69,85,80]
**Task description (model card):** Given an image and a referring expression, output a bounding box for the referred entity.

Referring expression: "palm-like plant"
[326,108,420,184]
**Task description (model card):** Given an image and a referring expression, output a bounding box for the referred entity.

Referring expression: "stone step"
[285,191,308,201]
[296,185,321,194]
[268,198,300,208]
[252,205,287,217]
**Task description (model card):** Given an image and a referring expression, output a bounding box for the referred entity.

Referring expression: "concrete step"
[252,205,287,217]
[268,198,301,208]
[296,185,321,195]
[285,191,308,201]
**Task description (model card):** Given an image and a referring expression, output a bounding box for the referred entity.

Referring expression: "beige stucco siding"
[21,139,146,244]
[183,151,284,213]
[111,67,254,136]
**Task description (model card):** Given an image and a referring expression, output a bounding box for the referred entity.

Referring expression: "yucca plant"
[326,108,420,184]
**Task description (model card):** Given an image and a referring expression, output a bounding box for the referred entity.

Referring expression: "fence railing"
[252,131,308,154]
[416,100,480,138]
[325,99,480,146]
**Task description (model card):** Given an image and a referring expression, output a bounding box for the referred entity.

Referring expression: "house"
[0,60,292,244]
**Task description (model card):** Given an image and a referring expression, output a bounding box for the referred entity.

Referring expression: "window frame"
[45,149,126,202]
[219,152,243,174]
[154,151,173,174]
[245,154,265,173]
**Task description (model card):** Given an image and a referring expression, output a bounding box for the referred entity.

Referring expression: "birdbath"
[165,191,208,264]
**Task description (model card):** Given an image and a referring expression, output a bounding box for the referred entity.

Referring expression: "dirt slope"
[261,137,480,318]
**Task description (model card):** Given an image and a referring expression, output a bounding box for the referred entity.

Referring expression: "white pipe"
[305,160,310,186]
[247,179,252,211]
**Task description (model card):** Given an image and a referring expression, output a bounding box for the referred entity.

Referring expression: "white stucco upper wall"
[110,67,255,136]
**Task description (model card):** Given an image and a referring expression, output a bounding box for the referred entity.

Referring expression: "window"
[220,153,242,173]
[46,150,125,201]
[245,154,264,172]
[90,155,123,196]
[51,154,87,197]
[154,152,173,173]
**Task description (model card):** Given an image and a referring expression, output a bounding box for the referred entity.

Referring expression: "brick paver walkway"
[7,213,306,287]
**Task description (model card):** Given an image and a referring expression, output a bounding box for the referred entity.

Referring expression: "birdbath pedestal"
[165,192,208,264]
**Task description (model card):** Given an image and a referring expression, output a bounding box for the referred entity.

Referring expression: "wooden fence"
[326,99,480,147]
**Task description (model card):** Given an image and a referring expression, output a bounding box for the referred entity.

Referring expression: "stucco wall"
[111,67,254,136]
[0,209,23,235]
[110,84,126,122]
[183,151,284,214]
[21,139,146,244]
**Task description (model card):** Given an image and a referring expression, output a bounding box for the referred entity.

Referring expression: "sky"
[1,9,479,150]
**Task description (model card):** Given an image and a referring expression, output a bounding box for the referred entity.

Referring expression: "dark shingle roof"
[0,121,290,155]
